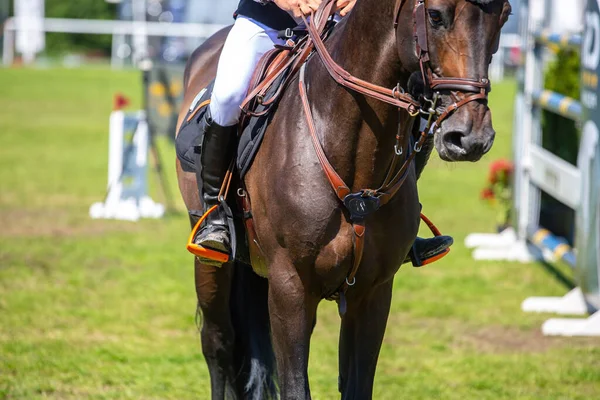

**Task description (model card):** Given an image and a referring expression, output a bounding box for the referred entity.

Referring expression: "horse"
[175,0,511,398]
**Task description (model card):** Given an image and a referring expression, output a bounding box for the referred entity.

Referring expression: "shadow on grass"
[537,259,576,290]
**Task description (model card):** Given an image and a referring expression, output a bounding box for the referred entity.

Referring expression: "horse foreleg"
[268,261,320,400]
[338,280,393,400]
[195,260,238,399]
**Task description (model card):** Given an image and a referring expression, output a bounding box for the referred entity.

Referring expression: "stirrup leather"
[187,204,230,264]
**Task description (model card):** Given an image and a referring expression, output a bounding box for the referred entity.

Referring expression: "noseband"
[394,0,491,130]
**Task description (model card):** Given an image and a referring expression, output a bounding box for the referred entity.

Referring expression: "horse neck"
[307,0,413,190]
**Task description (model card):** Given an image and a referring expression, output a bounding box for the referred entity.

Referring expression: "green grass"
[0,67,598,399]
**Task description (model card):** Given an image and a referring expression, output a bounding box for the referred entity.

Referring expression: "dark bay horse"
[176,0,511,398]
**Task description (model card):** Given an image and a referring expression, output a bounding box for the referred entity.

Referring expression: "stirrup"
[410,246,450,267]
[411,213,451,267]
[187,204,230,264]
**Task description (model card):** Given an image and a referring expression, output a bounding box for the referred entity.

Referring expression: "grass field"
[0,67,599,400]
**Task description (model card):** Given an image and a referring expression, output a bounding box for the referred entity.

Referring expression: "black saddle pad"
[175,81,214,173]
[175,71,288,178]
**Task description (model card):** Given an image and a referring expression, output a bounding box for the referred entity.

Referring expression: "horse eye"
[428,10,443,26]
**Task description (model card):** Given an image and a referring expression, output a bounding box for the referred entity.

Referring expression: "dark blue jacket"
[236,0,297,31]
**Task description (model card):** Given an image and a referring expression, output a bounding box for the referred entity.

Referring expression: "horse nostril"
[443,131,466,149]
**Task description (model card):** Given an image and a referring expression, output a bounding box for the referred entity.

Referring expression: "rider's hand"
[335,0,356,16]
[273,0,322,19]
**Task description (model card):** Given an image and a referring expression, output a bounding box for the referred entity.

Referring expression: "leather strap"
[414,0,429,56]
[431,91,487,132]
[300,63,418,296]
[431,78,490,93]
[240,49,299,115]
[339,222,365,293]
[299,63,365,296]
[302,2,420,115]
[299,66,350,201]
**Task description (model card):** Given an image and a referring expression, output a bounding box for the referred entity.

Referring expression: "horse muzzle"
[434,103,495,162]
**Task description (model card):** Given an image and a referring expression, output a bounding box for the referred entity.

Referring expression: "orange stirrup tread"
[186,205,230,263]
[420,248,450,266]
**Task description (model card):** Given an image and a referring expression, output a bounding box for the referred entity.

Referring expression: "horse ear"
[492,1,512,55]
[500,1,512,26]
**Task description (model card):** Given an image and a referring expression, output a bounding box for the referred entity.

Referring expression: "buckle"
[416,92,440,137]
[343,191,381,222]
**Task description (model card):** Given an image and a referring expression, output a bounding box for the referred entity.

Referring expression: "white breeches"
[209,16,286,126]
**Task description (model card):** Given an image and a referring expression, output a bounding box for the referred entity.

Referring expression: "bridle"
[394,0,491,131]
[296,0,496,307]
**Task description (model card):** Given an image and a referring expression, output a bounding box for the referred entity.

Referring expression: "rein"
[302,2,420,115]
[297,0,493,306]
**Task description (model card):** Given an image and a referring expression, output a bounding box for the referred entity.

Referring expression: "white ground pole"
[13,0,44,64]
[89,110,165,221]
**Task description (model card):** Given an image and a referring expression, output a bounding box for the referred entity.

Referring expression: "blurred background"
[1,0,599,399]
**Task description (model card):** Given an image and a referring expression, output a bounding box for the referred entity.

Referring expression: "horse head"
[396,0,512,162]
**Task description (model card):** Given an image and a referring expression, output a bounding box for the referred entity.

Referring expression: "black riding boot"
[406,130,454,266]
[193,110,236,265]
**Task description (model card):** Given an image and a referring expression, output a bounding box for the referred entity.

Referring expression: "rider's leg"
[194,17,285,265]
[406,126,453,266]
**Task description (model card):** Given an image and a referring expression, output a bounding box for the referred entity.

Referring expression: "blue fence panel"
[532,90,583,121]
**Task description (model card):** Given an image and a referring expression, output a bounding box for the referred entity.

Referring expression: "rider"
[189,0,453,266]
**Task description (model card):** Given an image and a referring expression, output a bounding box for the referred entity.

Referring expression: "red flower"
[480,187,495,200]
[113,93,130,111]
[488,159,513,185]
